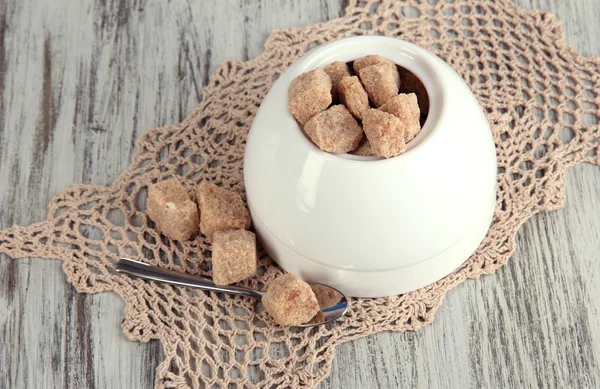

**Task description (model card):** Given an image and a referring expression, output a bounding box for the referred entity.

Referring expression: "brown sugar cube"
[351,139,373,156]
[399,67,430,115]
[310,311,325,324]
[353,54,390,73]
[310,284,342,310]
[262,274,320,326]
[147,179,199,241]
[379,93,421,142]
[353,55,400,89]
[195,182,251,241]
[362,109,406,158]
[359,63,400,107]
[304,105,363,153]
[212,229,256,285]
[288,68,332,124]
[324,61,351,101]
[338,76,370,120]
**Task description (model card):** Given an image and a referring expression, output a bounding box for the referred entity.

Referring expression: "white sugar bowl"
[243,36,497,297]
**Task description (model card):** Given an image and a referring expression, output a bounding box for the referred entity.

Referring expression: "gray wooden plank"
[1,0,600,388]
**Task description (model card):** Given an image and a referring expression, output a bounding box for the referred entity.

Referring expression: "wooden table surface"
[1,1,600,388]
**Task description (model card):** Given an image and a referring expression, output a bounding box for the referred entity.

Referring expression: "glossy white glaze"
[244,36,497,297]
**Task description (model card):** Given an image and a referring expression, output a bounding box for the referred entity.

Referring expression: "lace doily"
[1,1,599,388]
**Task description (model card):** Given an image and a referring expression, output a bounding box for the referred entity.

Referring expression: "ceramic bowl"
[243,36,497,297]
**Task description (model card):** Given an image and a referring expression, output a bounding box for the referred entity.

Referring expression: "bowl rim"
[283,35,447,164]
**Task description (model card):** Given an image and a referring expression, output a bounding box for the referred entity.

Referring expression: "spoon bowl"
[116,258,349,327]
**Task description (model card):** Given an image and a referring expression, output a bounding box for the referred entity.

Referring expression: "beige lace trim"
[2,1,599,388]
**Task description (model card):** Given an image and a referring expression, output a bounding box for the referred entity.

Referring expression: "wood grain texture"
[0,0,599,388]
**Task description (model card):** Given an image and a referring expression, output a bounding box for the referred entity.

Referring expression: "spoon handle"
[116,258,264,300]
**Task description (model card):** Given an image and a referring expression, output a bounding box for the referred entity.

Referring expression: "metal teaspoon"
[116,257,349,327]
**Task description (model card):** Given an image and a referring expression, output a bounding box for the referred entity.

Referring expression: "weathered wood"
[1,0,599,388]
